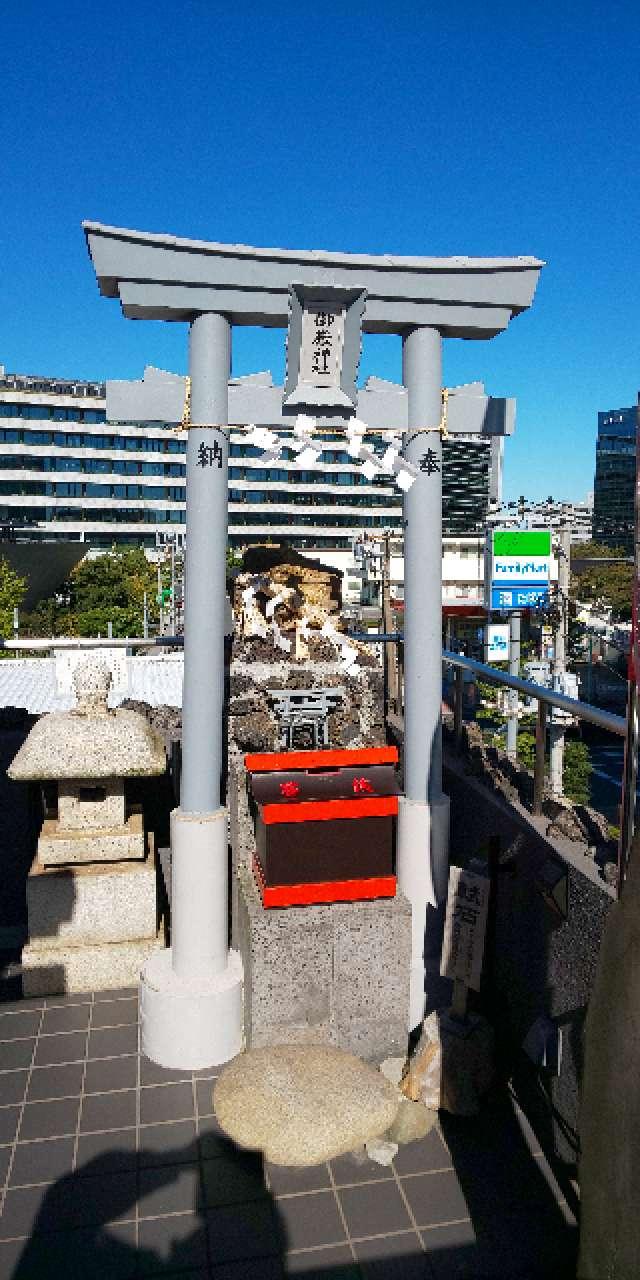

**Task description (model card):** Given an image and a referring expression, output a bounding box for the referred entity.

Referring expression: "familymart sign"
[489,529,551,610]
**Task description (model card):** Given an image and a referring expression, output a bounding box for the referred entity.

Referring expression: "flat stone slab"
[213,1043,400,1166]
[38,811,145,866]
[27,852,157,949]
[22,930,165,996]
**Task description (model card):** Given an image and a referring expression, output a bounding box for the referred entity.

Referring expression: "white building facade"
[0,366,499,557]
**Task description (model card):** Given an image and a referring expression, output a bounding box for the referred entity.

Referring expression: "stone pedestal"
[22,846,163,996]
[237,866,411,1064]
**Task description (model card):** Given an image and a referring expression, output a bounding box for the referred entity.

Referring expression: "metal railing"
[442,649,626,741]
[441,649,625,817]
[0,635,184,652]
[364,631,628,825]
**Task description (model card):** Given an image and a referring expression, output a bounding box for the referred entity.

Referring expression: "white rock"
[401,1009,495,1117]
[344,1146,369,1166]
[379,1056,406,1088]
[365,1137,398,1166]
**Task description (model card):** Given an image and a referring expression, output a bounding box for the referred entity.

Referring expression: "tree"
[0,557,27,638]
[562,739,592,806]
[68,549,164,637]
[21,595,72,638]
[570,541,633,622]
[22,548,167,639]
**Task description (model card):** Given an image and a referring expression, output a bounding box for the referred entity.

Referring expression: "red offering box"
[245,746,400,907]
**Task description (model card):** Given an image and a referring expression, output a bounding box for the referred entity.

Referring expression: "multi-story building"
[486,495,594,545]
[0,365,500,558]
[593,405,637,552]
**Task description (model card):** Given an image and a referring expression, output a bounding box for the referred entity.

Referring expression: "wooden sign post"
[440,866,490,1026]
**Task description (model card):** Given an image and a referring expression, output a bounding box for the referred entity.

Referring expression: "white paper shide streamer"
[245,417,417,493]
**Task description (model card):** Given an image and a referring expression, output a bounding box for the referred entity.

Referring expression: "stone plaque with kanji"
[298,305,345,388]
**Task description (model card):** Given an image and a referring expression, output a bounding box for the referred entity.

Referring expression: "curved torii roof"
[83,222,544,340]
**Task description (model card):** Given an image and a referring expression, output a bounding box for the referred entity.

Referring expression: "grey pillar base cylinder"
[397,794,450,1029]
[143,310,242,1069]
[141,807,243,1067]
[140,947,243,1070]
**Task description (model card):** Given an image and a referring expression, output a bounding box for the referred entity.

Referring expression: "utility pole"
[157,563,164,636]
[381,532,398,715]
[506,610,521,758]
[550,524,570,796]
[170,542,176,634]
[143,591,149,640]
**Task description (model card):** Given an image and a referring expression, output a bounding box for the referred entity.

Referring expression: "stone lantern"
[8,659,167,996]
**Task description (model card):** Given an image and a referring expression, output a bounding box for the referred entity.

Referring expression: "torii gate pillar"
[142,311,244,1068]
[400,325,450,1024]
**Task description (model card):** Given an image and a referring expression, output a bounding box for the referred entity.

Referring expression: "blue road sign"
[491,585,549,610]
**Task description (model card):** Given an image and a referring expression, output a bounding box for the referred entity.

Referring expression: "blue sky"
[1,0,638,502]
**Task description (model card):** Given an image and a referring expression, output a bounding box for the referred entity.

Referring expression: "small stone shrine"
[8,659,166,995]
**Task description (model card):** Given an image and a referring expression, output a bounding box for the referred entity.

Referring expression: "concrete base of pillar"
[140,946,244,1070]
[397,793,450,1030]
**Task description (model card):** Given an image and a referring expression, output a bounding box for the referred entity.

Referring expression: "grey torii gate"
[84,222,542,1067]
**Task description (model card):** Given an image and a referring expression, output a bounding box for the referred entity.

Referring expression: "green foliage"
[477,680,499,703]
[21,548,167,639]
[516,730,536,770]
[20,543,242,641]
[0,556,27,638]
[21,596,71,638]
[69,549,163,637]
[475,714,592,807]
[562,738,591,805]
[515,728,590,803]
[571,541,633,622]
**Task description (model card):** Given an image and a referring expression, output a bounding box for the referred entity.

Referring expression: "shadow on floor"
[0,1100,578,1279]
[440,1084,578,1279]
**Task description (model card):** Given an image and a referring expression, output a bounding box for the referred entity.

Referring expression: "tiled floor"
[0,989,578,1279]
